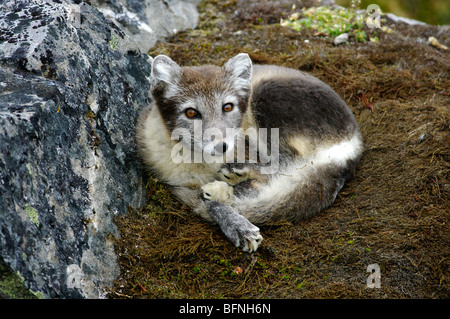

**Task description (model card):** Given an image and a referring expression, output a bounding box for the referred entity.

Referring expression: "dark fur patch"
[151,84,180,133]
[251,77,358,139]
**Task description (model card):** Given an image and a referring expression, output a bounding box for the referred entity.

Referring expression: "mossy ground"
[108,0,449,299]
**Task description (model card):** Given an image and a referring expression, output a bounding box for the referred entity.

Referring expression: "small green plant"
[193,265,201,274]
[108,35,119,50]
[354,29,367,42]
[281,6,364,37]
[280,0,387,42]
[296,280,311,290]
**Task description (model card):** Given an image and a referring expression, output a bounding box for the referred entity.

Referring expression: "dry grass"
[108,0,449,299]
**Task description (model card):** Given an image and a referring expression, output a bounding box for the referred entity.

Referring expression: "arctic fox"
[136,53,363,252]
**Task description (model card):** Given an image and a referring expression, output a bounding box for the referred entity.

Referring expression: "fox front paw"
[219,165,250,186]
[229,221,263,253]
[201,181,233,203]
[240,228,263,253]
[204,199,263,253]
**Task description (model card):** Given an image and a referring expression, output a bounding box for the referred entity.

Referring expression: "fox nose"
[215,142,228,154]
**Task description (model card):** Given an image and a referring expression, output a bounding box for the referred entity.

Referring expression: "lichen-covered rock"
[91,0,201,52]
[0,0,153,298]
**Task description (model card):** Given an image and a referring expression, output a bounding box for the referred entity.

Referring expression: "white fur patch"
[201,181,234,203]
[138,106,221,187]
[314,134,363,167]
[230,133,363,219]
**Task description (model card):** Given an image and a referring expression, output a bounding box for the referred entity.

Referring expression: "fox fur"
[136,53,363,252]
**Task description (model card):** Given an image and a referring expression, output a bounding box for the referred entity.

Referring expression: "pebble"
[428,36,448,50]
[334,33,348,45]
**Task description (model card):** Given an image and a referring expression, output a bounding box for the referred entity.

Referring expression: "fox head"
[149,53,253,157]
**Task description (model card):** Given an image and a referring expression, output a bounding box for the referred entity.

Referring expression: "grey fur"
[205,200,262,252]
[136,53,363,252]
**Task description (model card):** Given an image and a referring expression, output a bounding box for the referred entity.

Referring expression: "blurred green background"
[335,0,450,25]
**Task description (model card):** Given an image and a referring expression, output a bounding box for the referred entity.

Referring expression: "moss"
[281,6,365,37]
[25,163,32,175]
[108,35,119,50]
[25,204,39,227]
[0,260,39,299]
[109,0,450,299]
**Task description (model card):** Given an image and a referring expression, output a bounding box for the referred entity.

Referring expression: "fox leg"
[201,181,263,252]
[205,200,263,253]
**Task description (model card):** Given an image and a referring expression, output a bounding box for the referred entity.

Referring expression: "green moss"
[0,261,40,299]
[280,2,387,42]
[296,280,311,290]
[108,35,119,50]
[25,204,39,227]
[281,6,364,37]
[31,290,44,299]
[26,163,32,175]
[354,29,367,42]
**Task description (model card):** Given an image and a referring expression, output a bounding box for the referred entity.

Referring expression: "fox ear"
[151,55,182,94]
[223,53,253,93]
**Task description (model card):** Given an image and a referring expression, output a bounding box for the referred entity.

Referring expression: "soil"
[108,0,449,299]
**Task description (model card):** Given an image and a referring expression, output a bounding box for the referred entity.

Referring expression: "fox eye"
[223,103,234,112]
[185,108,199,118]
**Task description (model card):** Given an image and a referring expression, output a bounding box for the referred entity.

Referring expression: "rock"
[91,0,201,52]
[384,12,426,26]
[333,32,348,45]
[0,0,153,298]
